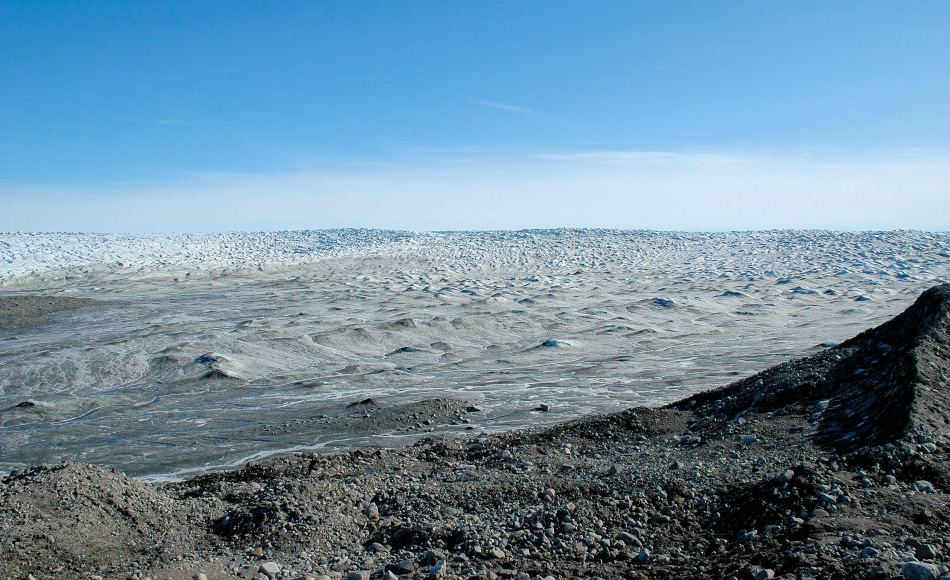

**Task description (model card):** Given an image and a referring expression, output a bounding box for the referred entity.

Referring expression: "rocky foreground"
[3,285,950,580]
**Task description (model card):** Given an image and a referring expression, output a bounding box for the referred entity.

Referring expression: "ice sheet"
[1,229,948,478]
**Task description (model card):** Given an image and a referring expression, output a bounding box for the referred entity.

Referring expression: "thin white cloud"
[533,150,743,165]
[2,150,948,232]
[472,99,534,114]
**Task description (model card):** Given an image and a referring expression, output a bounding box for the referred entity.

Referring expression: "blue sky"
[1,1,948,231]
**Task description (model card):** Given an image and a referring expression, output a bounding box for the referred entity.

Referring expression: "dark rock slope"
[674,283,950,453]
[2,285,950,580]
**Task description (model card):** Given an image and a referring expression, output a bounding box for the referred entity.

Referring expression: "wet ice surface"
[1,230,948,480]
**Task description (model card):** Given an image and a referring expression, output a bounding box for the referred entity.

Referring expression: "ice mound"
[194,352,247,380]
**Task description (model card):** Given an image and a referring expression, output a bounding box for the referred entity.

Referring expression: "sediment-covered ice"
[0,229,948,479]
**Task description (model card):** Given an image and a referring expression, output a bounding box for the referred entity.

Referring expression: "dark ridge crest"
[671,284,950,453]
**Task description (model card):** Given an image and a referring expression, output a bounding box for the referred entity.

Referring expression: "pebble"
[430,560,449,578]
[616,532,639,545]
[917,544,940,560]
[346,572,370,580]
[754,570,775,580]
[388,560,416,575]
[423,550,445,566]
[259,562,281,579]
[914,480,937,494]
[365,502,380,518]
[901,562,948,580]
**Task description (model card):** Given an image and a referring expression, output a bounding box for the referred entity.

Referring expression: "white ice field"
[1,229,948,480]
